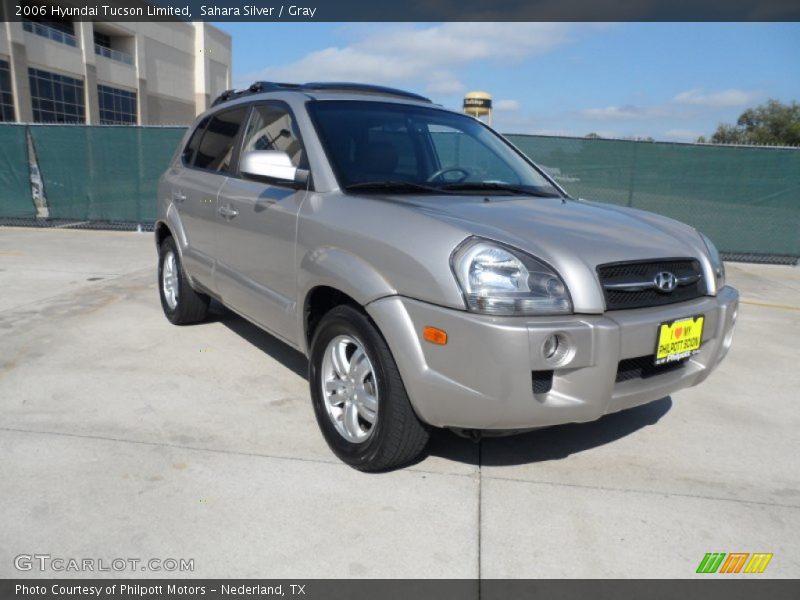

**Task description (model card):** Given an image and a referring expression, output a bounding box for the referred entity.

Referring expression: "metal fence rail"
[94,43,135,65]
[22,20,78,47]
[0,124,798,263]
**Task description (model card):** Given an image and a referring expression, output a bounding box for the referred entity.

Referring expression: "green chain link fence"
[0,124,34,218]
[0,124,798,261]
[507,135,800,261]
[25,125,186,224]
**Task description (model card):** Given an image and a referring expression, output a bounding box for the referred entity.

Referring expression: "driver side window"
[240,104,306,169]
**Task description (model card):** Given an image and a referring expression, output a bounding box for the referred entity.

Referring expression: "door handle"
[218,205,239,219]
[172,191,187,203]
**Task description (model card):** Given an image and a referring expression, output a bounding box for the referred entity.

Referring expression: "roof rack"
[210,81,431,107]
[302,83,431,103]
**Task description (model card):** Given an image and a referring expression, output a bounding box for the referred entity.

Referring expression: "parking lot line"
[740,299,800,312]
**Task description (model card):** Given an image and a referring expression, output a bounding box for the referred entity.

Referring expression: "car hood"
[383,194,713,313]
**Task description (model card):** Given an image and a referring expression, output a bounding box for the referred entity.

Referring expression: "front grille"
[616,355,686,383]
[532,370,554,394]
[598,258,706,310]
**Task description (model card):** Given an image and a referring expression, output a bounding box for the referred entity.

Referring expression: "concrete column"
[137,78,148,124]
[77,22,98,124]
[5,21,32,122]
[9,40,32,122]
[84,64,99,124]
[193,22,209,114]
[132,23,146,124]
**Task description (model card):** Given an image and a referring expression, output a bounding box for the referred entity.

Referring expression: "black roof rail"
[210,81,431,107]
[301,82,431,103]
[210,89,236,106]
[210,82,294,107]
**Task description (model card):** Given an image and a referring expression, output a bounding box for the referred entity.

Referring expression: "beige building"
[0,18,231,125]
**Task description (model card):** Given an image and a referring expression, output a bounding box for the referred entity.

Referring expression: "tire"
[309,305,430,471]
[158,236,210,325]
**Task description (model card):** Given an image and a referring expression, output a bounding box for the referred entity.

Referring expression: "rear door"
[215,101,310,343]
[172,106,248,294]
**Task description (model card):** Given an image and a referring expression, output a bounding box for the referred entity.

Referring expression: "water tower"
[463,91,492,125]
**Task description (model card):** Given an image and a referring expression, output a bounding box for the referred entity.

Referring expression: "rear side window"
[193,107,248,172]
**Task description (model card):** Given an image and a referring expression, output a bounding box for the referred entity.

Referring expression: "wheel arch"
[154,206,189,257]
[298,247,397,353]
[303,286,361,350]
[154,220,172,248]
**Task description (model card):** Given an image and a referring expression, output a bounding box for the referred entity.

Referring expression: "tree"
[703,99,800,145]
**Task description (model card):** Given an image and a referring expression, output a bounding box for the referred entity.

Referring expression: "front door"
[215,102,310,344]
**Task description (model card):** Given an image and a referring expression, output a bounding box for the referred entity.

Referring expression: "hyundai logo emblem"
[653,271,678,293]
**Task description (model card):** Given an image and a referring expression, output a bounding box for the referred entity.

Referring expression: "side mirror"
[240,150,309,187]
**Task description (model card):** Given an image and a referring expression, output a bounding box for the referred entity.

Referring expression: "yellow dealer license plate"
[655,315,704,365]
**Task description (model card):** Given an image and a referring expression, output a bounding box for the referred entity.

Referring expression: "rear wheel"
[309,305,429,471]
[158,236,209,325]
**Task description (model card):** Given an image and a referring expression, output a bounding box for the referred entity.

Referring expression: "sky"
[212,22,800,142]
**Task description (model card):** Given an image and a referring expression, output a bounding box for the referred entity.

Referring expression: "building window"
[98,84,137,124]
[94,31,112,49]
[22,18,78,48]
[28,68,85,123]
[0,60,15,122]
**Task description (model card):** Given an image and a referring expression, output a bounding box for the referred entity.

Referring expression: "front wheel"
[309,305,430,471]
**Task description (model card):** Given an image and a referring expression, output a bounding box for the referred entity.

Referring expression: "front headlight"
[451,238,572,316]
[699,232,725,291]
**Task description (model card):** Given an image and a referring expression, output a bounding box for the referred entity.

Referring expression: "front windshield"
[308,100,562,196]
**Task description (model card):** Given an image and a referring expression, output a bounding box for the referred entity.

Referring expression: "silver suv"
[156,82,739,471]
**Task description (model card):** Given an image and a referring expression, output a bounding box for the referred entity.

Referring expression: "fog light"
[541,333,572,365]
[543,334,559,359]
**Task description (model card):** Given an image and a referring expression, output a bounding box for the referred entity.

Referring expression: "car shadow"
[424,396,673,468]
[211,301,308,380]
[209,302,672,469]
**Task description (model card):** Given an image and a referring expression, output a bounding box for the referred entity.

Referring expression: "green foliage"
[705,99,800,146]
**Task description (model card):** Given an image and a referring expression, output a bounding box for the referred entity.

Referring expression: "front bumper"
[366,287,739,429]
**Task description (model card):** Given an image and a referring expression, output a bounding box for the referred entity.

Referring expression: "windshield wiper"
[439,182,563,198]
[343,180,453,194]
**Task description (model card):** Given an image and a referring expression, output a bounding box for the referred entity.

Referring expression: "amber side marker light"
[423,326,448,345]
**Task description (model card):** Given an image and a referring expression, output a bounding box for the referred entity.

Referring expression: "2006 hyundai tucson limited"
[156,82,739,471]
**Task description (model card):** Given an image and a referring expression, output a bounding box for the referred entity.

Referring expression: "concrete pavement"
[0,227,798,578]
